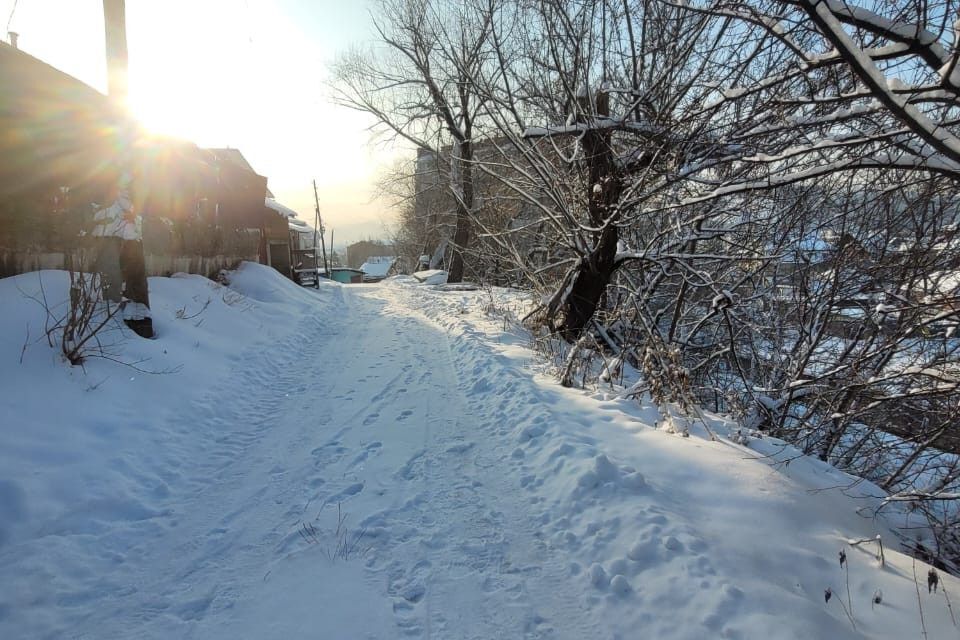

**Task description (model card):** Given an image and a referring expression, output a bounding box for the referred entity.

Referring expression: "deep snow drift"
[0,262,957,639]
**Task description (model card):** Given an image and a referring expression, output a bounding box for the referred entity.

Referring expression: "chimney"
[8,32,18,49]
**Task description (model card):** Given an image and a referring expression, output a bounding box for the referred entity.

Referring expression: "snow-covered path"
[2,265,959,640]
[20,281,587,639]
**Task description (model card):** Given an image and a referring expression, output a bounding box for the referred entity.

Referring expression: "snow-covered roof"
[265,197,299,219]
[927,269,960,297]
[360,257,396,278]
[798,235,831,253]
[288,217,312,233]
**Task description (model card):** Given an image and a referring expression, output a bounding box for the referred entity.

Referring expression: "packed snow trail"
[192,282,599,639]
[2,275,589,639]
[2,264,959,639]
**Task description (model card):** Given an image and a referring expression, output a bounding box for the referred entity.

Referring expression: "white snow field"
[0,262,958,639]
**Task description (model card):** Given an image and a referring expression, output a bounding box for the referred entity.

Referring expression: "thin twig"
[913,556,929,640]
[943,582,958,628]
[19,325,29,364]
[844,551,854,622]
[175,297,211,320]
[829,584,858,631]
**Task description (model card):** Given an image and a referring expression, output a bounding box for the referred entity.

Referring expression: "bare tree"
[331,0,499,282]
[335,0,960,569]
[491,0,960,565]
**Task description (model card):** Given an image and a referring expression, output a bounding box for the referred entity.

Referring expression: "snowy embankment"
[0,263,957,639]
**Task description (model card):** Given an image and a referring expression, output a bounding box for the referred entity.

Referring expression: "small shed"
[359,256,396,282]
[329,267,364,284]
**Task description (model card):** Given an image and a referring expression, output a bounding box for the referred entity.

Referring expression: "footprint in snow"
[702,584,745,631]
[323,482,364,505]
[446,441,475,454]
[390,558,431,627]
[688,555,717,578]
[349,451,372,469]
[174,593,215,621]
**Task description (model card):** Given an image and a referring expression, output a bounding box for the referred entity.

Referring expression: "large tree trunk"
[447,138,473,283]
[560,91,621,340]
[561,224,618,340]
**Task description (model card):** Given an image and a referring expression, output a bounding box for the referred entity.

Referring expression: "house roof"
[360,257,396,278]
[288,217,314,236]
[347,240,395,252]
[0,41,108,104]
[0,41,131,196]
[265,197,299,219]
[206,148,273,197]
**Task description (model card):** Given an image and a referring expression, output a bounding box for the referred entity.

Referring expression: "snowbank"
[0,263,338,638]
[381,277,960,640]
[412,269,448,285]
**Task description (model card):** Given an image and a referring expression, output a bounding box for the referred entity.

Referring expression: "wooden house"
[0,41,272,279]
[346,240,395,269]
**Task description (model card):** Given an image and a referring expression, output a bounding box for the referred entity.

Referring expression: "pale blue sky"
[3,0,399,245]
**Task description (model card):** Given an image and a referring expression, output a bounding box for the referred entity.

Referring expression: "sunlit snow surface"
[0,262,957,639]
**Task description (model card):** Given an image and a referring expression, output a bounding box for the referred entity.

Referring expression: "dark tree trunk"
[447,138,473,284]
[560,224,618,340]
[560,90,621,341]
[120,238,153,337]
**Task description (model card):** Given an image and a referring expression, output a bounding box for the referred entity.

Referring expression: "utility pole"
[101,0,152,337]
[103,0,129,101]
[310,184,320,288]
[313,180,330,276]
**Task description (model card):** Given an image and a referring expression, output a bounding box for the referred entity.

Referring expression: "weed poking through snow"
[298,503,372,562]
